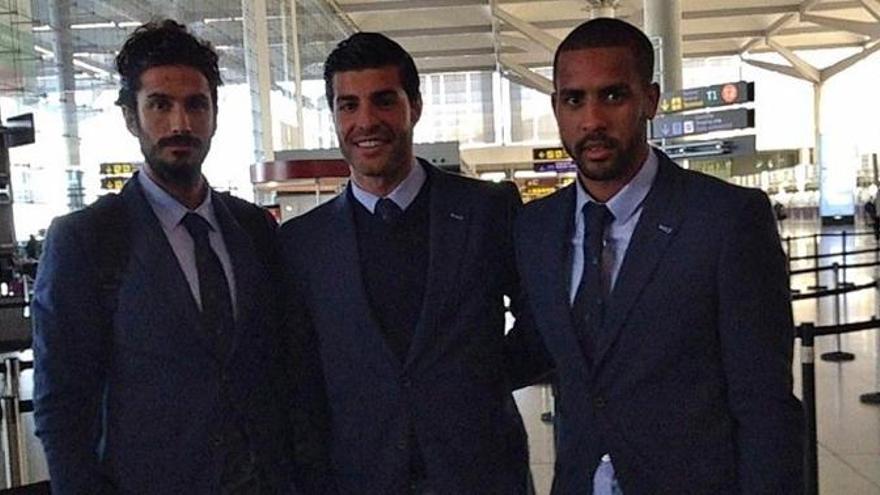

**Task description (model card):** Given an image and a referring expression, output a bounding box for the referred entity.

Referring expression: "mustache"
[158,135,202,148]
[575,134,618,154]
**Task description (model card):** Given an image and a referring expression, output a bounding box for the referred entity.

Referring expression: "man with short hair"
[279,32,533,494]
[515,18,803,494]
[33,20,290,493]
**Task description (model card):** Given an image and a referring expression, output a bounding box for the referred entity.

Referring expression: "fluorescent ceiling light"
[117,21,142,28]
[31,25,51,32]
[71,22,116,30]
[203,16,242,24]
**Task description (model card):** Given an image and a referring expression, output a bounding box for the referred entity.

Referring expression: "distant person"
[33,20,292,493]
[278,32,536,494]
[773,201,788,222]
[514,18,803,493]
[24,234,39,260]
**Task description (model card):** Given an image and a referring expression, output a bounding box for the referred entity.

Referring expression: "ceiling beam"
[821,39,880,79]
[800,12,880,36]
[766,38,821,82]
[683,1,863,20]
[860,0,880,20]
[742,58,811,80]
[498,54,553,94]
[491,4,559,53]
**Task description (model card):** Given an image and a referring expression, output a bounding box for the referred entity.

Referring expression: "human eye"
[187,97,210,112]
[336,99,357,112]
[560,92,582,107]
[147,98,170,111]
[603,87,629,103]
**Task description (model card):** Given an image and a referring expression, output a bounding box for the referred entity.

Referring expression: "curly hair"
[115,19,222,111]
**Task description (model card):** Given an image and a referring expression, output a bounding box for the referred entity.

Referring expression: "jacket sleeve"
[32,215,115,494]
[498,182,555,389]
[278,225,338,495]
[717,190,804,494]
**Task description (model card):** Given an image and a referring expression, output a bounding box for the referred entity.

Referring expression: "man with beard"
[278,32,535,494]
[514,18,803,494]
[33,20,292,493]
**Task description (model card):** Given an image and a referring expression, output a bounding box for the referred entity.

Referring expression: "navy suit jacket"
[515,150,803,494]
[33,177,291,494]
[279,162,531,494]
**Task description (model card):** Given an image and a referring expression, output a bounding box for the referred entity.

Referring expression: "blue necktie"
[181,213,234,348]
[571,202,614,360]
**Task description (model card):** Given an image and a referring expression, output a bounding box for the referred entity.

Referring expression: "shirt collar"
[350,159,426,213]
[575,146,659,224]
[137,170,218,232]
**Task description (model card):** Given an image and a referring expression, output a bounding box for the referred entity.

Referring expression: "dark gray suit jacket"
[279,162,531,494]
[33,176,291,494]
[515,150,803,494]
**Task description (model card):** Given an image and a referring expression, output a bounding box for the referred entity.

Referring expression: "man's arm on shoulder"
[717,189,804,493]
[32,215,114,493]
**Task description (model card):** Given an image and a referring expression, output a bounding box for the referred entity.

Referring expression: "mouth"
[579,140,615,162]
[353,139,387,149]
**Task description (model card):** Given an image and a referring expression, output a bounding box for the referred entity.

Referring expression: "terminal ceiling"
[14,0,880,95]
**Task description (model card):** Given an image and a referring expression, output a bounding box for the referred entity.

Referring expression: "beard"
[140,134,209,188]
[564,129,645,183]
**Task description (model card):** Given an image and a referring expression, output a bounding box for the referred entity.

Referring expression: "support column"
[242,0,274,164]
[643,0,683,92]
[48,0,82,210]
[289,0,304,149]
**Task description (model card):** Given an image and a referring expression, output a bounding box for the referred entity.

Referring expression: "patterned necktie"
[181,213,234,342]
[571,202,614,360]
[375,197,403,224]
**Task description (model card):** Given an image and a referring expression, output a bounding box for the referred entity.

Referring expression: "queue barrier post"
[821,263,856,362]
[799,323,819,495]
[1,357,26,488]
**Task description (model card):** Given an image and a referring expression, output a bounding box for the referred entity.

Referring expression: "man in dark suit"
[279,33,531,494]
[33,20,290,493]
[515,18,803,494]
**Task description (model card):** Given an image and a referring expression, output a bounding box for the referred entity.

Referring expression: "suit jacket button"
[212,434,224,446]
[594,396,607,408]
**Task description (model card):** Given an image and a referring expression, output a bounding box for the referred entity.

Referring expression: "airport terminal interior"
[0,0,879,492]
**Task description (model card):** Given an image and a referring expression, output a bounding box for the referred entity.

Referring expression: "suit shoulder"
[434,169,519,202]
[278,193,343,239]
[679,166,767,208]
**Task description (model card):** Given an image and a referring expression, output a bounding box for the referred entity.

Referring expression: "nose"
[580,102,608,134]
[354,102,380,130]
[169,105,192,135]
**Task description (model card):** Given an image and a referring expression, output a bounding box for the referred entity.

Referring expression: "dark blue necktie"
[375,197,403,224]
[181,213,234,344]
[572,202,614,360]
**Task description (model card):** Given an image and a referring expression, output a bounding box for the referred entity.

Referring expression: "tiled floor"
[8,218,880,493]
[514,217,880,494]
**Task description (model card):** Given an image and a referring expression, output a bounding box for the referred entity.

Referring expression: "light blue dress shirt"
[569,148,659,495]
[138,171,238,316]
[350,159,426,212]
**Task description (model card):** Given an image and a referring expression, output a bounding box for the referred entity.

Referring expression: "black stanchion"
[808,234,826,290]
[785,236,793,275]
[821,263,856,362]
[840,231,854,289]
[800,323,819,495]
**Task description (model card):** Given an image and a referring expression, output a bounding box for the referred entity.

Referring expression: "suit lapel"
[521,184,589,373]
[332,189,403,368]
[405,164,471,369]
[594,153,687,369]
[211,192,258,362]
[120,177,209,350]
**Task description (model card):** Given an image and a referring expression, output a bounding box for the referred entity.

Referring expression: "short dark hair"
[553,18,655,86]
[115,19,222,111]
[323,32,421,107]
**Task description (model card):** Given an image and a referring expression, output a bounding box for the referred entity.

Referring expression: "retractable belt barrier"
[797,318,880,495]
